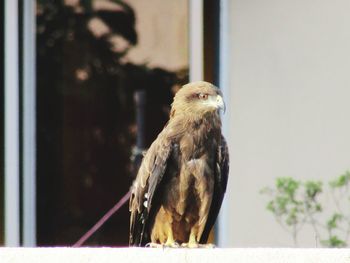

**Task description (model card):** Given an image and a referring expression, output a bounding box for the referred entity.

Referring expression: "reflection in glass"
[36,0,188,246]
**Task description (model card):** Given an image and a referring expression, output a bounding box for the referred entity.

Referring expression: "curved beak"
[216,95,226,113]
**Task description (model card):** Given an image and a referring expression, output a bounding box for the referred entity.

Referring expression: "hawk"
[129,81,229,247]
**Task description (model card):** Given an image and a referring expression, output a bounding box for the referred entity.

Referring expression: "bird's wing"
[129,129,173,246]
[199,135,229,243]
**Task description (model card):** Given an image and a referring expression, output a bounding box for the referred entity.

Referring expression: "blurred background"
[1,0,350,248]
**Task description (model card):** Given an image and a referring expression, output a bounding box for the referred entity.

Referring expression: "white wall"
[225,0,350,247]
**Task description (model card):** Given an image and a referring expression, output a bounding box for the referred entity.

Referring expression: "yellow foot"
[164,241,180,248]
[181,242,198,248]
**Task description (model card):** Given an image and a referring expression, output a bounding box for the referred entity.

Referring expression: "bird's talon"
[145,242,180,248]
[145,243,164,248]
[164,242,180,248]
[181,242,198,248]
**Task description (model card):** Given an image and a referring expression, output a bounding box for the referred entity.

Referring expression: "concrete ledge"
[1,248,350,263]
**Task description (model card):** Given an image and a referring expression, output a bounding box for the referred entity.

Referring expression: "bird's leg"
[181,227,199,248]
[146,228,179,248]
[146,230,179,248]
[181,227,216,248]
[164,224,179,248]
[187,230,199,248]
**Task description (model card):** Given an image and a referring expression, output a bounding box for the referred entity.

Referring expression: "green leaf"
[266,201,275,213]
[315,204,322,212]
[321,236,347,248]
[329,171,350,188]
[286,207,299,226]
[327,213,343,230]
[276,196,289,214]
[276,177,300,199]
[305,181,322,199]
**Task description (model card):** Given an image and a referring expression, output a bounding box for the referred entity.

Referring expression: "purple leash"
[73,190,131,247]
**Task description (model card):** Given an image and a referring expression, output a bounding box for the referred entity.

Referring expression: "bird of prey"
[129,81,229,248]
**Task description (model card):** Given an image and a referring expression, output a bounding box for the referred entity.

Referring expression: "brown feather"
[129,81,229,246]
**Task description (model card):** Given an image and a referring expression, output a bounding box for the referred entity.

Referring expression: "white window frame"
[189,0,204,82]
[22,0,37,247]
[217,0,232,247]
[189,0,232,247]
[4,0,37,247]
[4,0,20,247]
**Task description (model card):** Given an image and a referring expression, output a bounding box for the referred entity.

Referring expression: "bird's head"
[170,81,225,118]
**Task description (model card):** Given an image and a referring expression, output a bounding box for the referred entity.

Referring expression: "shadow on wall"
[36,0,188,246]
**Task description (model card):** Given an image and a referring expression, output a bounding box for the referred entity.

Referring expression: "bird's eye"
[198,93,208,100]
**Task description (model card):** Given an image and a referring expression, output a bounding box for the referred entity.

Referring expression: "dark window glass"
[36,0,188,246]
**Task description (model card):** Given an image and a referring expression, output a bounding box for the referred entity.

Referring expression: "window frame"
[4,0,36,247]
[4,0,21,247]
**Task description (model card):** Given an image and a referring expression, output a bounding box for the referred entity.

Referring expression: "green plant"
[261,171,350,247]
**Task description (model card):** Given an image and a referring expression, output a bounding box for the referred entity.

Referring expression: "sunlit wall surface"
[225,0,350,247]
[36,0,188,246]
